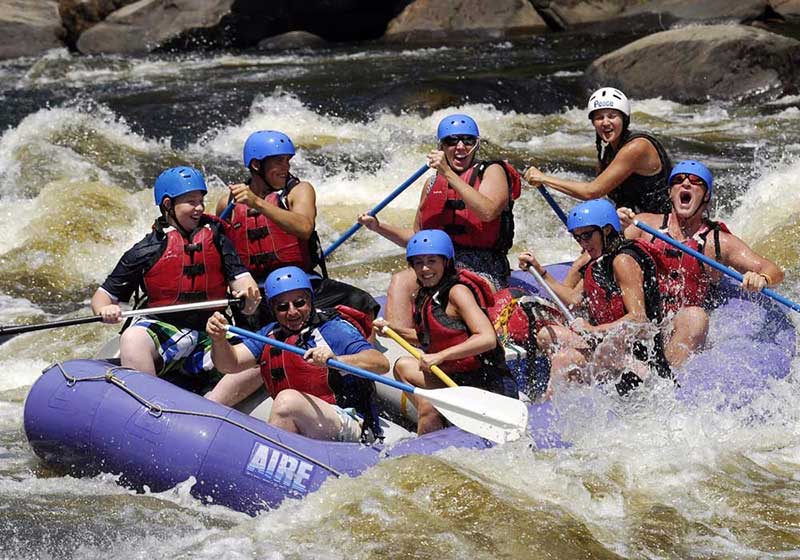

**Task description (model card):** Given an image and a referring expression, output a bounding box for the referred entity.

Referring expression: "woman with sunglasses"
[385,230,518,435]
[519,199,670,398]
[524,87,672,214]
[206,266,389,443]
[620,160,784,367]
[358,113,520,331]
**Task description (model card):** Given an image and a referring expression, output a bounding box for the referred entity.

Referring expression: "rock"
[531,0,774,30]
[0,0,65,60]
[77,0,236,54]
[773,0,800,16]
[258,31,326,51]
[585,24,800,103]
[58,0,138,48]
[383,0,546,42]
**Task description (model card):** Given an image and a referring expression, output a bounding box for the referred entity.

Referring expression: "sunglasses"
[670,173,706,187]
[572,229,597,243]
[441,135,478,147]
[274,298,309,313]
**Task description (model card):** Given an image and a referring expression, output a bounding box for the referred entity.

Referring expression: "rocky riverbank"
[2,0,800,103]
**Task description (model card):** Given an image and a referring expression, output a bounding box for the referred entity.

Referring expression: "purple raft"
[23,268,795,516]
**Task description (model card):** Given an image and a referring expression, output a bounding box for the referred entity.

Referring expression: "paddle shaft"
[526,267,576,322]
[219,201,235,221]
[0,298,240,336]
[228,325,416,392]
[537,186,568,226]
[381,326,458,388]
[323,164,429,258]
[634,220,800,314]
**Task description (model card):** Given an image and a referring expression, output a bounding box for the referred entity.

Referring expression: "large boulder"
[384,0,547,42]
[773,0,800,16]
[76,0,235,54]
[585,24,800,103]
[530,0,775,30]
[0,0,65,60]
[58,0,139,48]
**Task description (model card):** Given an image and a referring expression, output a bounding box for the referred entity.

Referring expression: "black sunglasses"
[274,298,309,313]
[441,135,478,147]
[572,229,598,243]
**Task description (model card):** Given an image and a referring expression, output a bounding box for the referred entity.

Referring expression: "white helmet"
[587,87,630,119]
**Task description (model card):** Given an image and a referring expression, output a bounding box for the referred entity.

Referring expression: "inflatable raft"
[23,267,796,516]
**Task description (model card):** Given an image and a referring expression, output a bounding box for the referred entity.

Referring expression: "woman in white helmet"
[524,87,673,214]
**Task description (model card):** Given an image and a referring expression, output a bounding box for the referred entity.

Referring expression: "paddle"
[634,220,800,314]
[227,324,528,443]
[0,298,241,336]
[323,164,429,258]
[380,325,458,388]
[525,267,576,322]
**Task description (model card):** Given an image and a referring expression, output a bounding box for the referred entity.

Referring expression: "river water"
[1,28,800,559]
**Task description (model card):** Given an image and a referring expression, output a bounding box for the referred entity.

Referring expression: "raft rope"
[52,362,344,477]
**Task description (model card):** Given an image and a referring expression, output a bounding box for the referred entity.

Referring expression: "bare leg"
[268,389,344,440]
[394,356,446,434]
[385,268,418,330]
[205,366,264,407]
[664,306,709,367]
[119,326,160,375]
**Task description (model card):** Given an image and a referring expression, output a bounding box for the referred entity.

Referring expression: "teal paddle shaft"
[323,164,429,258]
[634,220,800,314]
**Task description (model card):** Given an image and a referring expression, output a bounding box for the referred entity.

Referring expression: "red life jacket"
[225,179,312,279]
[143,217,228,308]
[647,214,729,314]
[257,305,372,403]
[583,239,662,326]
[417,160,521,253]
[413,269,503,373]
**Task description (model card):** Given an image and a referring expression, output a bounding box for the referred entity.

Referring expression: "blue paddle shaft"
[635,220,800,314]
[219,201,235,221]
[227,325,416,393]
[323,164,429,257]
[537,186,568,226]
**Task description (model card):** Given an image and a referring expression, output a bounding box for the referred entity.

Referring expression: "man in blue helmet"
[358,114,521,331]
[620,160,783,367]
[519,199,670,397]
[206,266,388,442]
[91,166,260,392]
[212,130,380,405]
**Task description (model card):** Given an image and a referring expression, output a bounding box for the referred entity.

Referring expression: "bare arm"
[91,288,122,323]
[717,231,784,291]
[206,312,260,373]
[518,251,584,307]
[525,138,659,200]
[230,181,316,240]
[357,178,428,248]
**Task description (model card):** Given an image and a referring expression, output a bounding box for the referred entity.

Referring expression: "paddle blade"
[416,386,528,443]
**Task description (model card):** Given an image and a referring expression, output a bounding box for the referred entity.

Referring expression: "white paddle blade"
[416,386,528,444]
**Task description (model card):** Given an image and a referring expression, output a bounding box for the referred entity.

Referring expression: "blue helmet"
[264,266,312,302]
[406,229,454,260]
[567,199,621,233]
[669,160,713,199]
[154,166,207,206]
[243,130,296,167]
[437,114,479,141]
